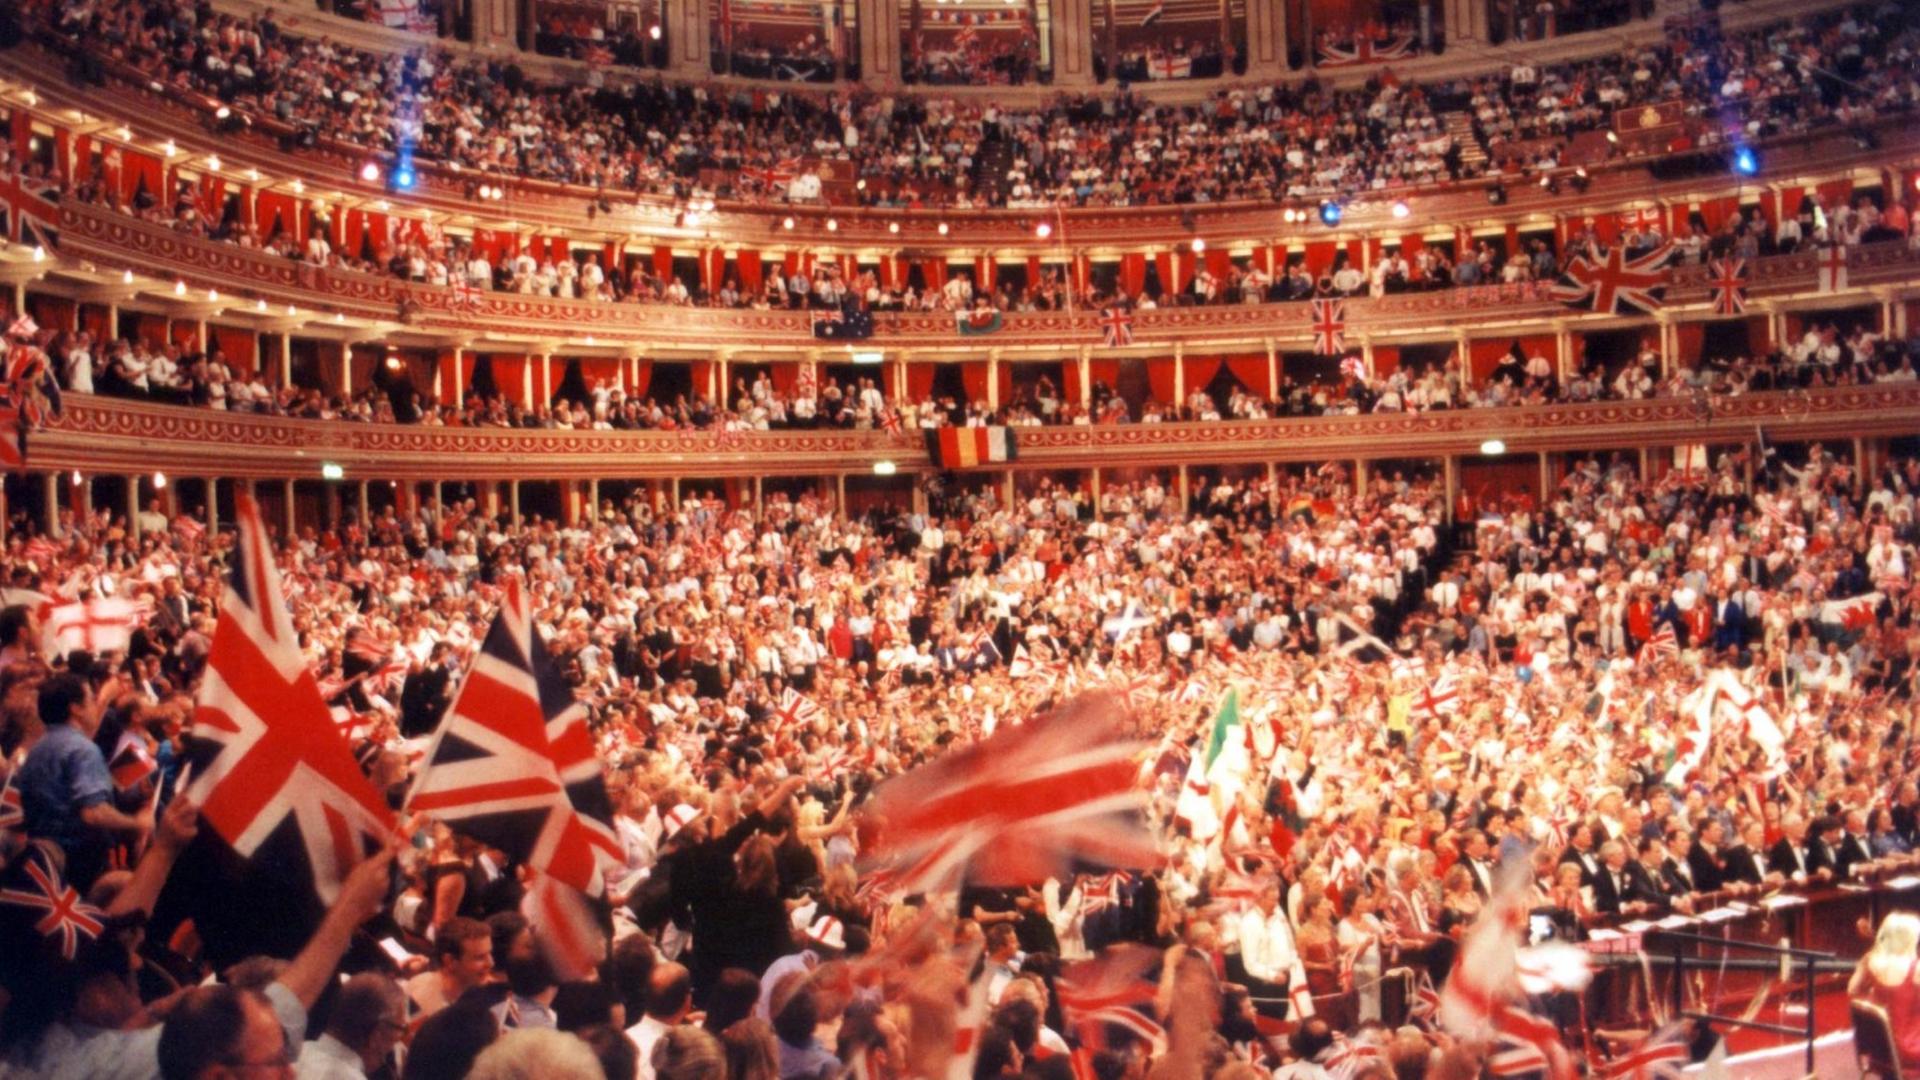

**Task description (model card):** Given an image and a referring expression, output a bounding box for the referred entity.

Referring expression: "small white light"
[30,245,44,262]
[256,298,267,312]
[851,350,883,365]
[872,460,897,476]
[648,23,661,39]
[1035,222,1052,239]
[292,179,304,194]
[825,219,838,232]
[1191,238,1205,253]
[206,155,221,172]
[207,288,219,302]
[162,140,177,157]
[855,179,867,191]
[584,334,595,345]
[782,216,795,230]
[1391,201,1410,219]
[683,211,700,228]
[246,168,260,182]
[122,269,134,284]
[287,304,298,316]
[888,222,900,234]
[937,222,950,235]
[1480,438,1506,456]
[321,462,345,481]
[173,280,186,296]
[152,471,167,490]
[71,470,82,485]
[359,161,381,183]
[215,105,231,120]
[334,312,345,323]
[385,355,404,372]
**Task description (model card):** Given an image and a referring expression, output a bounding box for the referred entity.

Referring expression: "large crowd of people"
[1,355,1919,1076]
[34,0,1920,208]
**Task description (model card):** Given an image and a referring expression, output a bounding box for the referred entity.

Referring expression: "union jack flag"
[407,578,623,896]
[1099,307,1133,347]
[1056,945,1166,1052]
[1597,1026,1688,1080]
[0,769,21,836]
[1323,1035,1387,1079]
[858,692,1157,895]
[1412,673,1460,720]
[1317,32,1414,66]
[0,841,105,961]
[774,686,823,731]
[1636,624,1677,665]
[451,280,485,314]
[1311,299,1347,356]
[179,494,395,907]
[1553,243,1673,315]
[1708,257,1747,315]
[172,514,207,543]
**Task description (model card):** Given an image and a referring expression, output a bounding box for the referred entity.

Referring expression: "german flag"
[924,426,1017,469]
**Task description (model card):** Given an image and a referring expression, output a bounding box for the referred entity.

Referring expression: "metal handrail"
[1643,929,1838,1075]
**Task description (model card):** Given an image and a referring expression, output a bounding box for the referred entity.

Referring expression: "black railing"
[1644,928,1838,1076]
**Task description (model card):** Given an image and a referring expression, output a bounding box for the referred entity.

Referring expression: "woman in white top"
[1337,885,1387,1024]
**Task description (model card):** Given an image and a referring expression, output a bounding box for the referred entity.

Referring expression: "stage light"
[782,216,795,230]
[206,155,221,172]
[1731,146,1759,177]
[888,222,900,234]
[851,350,883,365]
[1318,201,1342,227]
[152,471,167,489]
[174,280,186,295]
[937,222,950,235]
[1036,222,1052,239]
[1390,201,1410,220]
[122,269,134,285]
[647,24,661,39]
[825,218,838,232]
[391,162,417,191]
[872,460,897,475]
[385,355,405,372]
[207,288,219,302]
[321,462,345,481]
[1191,238,1205,253]
[359,161,382,183]
[1480,438,1506,456]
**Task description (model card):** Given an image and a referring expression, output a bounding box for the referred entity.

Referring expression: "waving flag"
[1708,257,1747,315]
[1099,307,1134,347]
[1412,673,1460,721]
[44,597,142,657]
[408,578,623,896]
[1439,860,1578,1080]
[163,495,395,965]
[1636,624,1677,665]
[1814,244,1847,293]
[925,426,1016,469]
[1311,299,1347,355]
[1057,945,1166,1052]
[1553,244,1672,314]
[1598,1026,1689,1079]
[858,692,1157,894]
[1140,0,1163,25]
[0,841,105,962]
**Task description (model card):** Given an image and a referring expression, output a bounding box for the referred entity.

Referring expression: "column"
[539,353,553,411]
[106,303,119,341]
[1266,340,1279,404]
[1173,343,1186,407]
[1078,347,1092,409]
[752,476,763,522]
[1354,459,1368,493]
[358,480,370,525]
[340,344,353,397]
[1004,471,1015,510]
[205,478,219,535]
[1103,0,1118,82]
[283,478,296,536]
[1538,451,1551,499]
[509,480,522,526]
[521,359,533,410]
[126,474,141,540]
[856,0,903,85]
[1177,464,1189,509]
[1265,462,1277,515]
[1554,322,1573,382]
[279,332,293,388]
[1454,328,1471,385]
[1246,0,1286,75]
[1442,455,1458,525]
[671,477,683,511]
[667,0,711,77]
[986,352,1001,410]
[836,473,847,515]
[1853,438,1866,497]
[466,0,517,48]
[1361,338,1376,379]
[1049,0,1096,86]
[42,472,58,537]
[588,479,600,522]
[1657,317,1675,378]
[1090,466,1103,510]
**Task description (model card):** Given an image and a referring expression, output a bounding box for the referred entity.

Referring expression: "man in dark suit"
[1803,815,1844,880]
[1768,814,1816,881]
[1558,823,1604,887]
[399,641,455,738]
[1635,838,1685,912]
[1837,809,1876,878]
[1686,819,1728,894]
[1721,819,1778,890]
[1460,829,1497,897]
[1711,592,1747,651]
[1592,840,1659,917]
[1662,831,1704,898]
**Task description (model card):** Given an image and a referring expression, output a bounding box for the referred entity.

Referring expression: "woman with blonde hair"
[1849,911,1920,1068]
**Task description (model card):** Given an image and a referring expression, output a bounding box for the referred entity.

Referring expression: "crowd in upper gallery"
[33,0,1920,211]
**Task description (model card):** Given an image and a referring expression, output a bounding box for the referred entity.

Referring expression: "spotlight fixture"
[1480,438,1506,456]
[1191,238,1205,253]
[937,222,950,236]
[1036,222,1052,239]
[1318,201,1343,227]
[782,217,795,230]
[1390,201,1410,220]
[825,218,838,232]
[391,161,417,191]
[888,222,900,234]
[872,460,897,476]
[153,471,167,489]
[359,161,382,183]
[1731,145,1759,177]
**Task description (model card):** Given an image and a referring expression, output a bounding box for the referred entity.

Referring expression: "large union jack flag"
[1708,257,1747,315]
[857,691,1158,895]
[1317,32,1414,66]
[1100,306,1134,347]
[1310,299,1347,356]
[181,494,395,906]
[1552,243,1673,315]
[407,579,622,896]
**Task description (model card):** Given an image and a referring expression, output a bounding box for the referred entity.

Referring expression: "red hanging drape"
[213,326,256,372]
[171,321,201,351]
[995,362,1013,405]
[1372,345,1400,377]
[1146,358,1177,404]
[1087,359,1120,399]
[653,246,674,281]
[921,258,947,289]
[1226,355,1270,396]
[1153,252,1174,294]
[881,362,898,402]
[79,304,109,342]
[1468,339,1511,383]
[120,149,164,208]
[543,356,566,402]
[492,355,529,405]
[770,362,798,395]
[1399,234,1425,260]
[737,251,763,292]
[689,360,714,402]
[1205,249,1231,280]
[1304,242,1338,276]
[629,359,652,399]
[1816,178,1854,211]
[1251,247,1272,274]
[1183,355,1222,397]
[27,296,75,333]
[1120,254,1147,297]
[1062,359,1081,404]
[975,256,995,292]
[959,361,990,404]
[1674,322,1704,367]
[907,362,936,403]
[1025,255,1042,287]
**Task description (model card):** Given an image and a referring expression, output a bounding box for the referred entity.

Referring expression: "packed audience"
[33,0,1920,208]
[1,399,1918,1078]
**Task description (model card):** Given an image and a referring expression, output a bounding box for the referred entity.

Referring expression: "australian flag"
[812,301,874,341]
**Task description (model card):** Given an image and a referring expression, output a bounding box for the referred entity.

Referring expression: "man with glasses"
[293,973,408,1079]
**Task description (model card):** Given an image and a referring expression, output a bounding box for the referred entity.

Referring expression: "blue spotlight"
[1318,200,1343,227]
[1731,146,1759,177]
[392,161,417,192]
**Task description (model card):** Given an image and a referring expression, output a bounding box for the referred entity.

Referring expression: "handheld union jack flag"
[0,841,105,961]
[1553,243,1672,315]
[1708,257,1747,315]
[408,578,623,896]
[1636,624,1677,665]
[179,494,395,907]
[1597,1026,1689,1080]
[1311,299,1347,355]
[1099,307,1133,347]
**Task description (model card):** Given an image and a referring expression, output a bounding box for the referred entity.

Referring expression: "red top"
[1864,958,1920,1066]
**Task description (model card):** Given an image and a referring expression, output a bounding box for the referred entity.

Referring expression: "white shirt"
[1237,904,1298,983]
[625,1014,671,1080]
[296,1034,367,1080]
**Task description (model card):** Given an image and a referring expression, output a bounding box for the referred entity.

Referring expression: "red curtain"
[78,304,109,342]
[881,362,898,402]
[995,362,1013,405]
[1226,355,1269,396]
[1699,197,1739,233]
[1205,249,1231,280]
[975,256,995,292]
[1566,334,1587,373]
[492,355,528,405]
[120,149,164,207]
[689,360,713,401]
[1399,234,1425,260]
[1816,178,1854,211]
[1468,339,1511,383]
[1025,255,1042,286]
[738,251,764,292]
[1153,252,1174,294]
[1305,242,1338,276]
[27,295,74,333]
[171,321,200,351]
[1146,358,1177,404]
[653,246,674,281]
[629,359,652,399]
[1372,345,1400,377]
[1251,247,1272,274]
[1120,254,1146,297]
[1184,355,1222,397]
[770,362,798,395]
[213,326,256,372]
[134,314,168,349]
[1062,359,1081,404]
[1675,322,1704,367]
[1087,360,1119,400]
[921,259,947,289]
[907,362,936,403]
[960,361,989,404]
[543,356,565,402]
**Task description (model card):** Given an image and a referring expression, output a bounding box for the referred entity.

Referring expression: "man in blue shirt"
[16,673,153,888]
